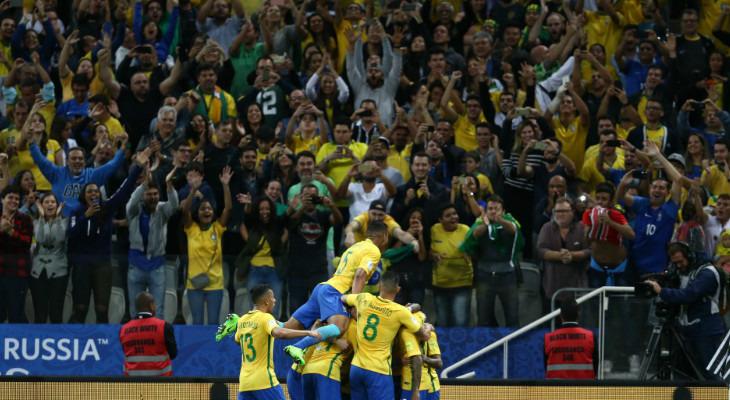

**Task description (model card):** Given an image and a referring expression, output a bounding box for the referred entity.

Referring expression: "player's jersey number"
[363,314,380,341]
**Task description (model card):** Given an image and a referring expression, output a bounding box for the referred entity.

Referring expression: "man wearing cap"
[344,200,419,251]
[347,27,402,127]
[337,157,397,221]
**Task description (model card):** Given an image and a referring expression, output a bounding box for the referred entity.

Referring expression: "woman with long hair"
[29,193,67,323]
[450,174,483,227]
[67,149,149,323]
[684,133,711,180]
[182,166,232,325]
[306,53,350,128]
[133,0,179,62]
[241,103,264,138]
[301,12,337,61]
[390,207,428,305]
[49,115,78,165]
[185,113,210,151]
[13,170,37,217]
[299,45,323,87]
[237,195,288,319]
[16,101,62,192]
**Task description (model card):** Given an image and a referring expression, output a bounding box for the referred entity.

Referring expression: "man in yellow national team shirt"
[281,221,391,366]
[546,84,590,171]
[234,284,319,400]
[342,271,432,400]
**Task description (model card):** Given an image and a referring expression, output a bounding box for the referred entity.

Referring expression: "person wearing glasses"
[626,97,681,156]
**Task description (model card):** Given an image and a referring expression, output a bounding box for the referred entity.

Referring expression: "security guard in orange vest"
[544,298,598,379]
[120,292,178,376]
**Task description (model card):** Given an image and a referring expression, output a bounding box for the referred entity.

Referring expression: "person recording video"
[643,242,726,380]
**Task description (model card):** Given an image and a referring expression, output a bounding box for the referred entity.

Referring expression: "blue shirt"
[629,196,680,273]
[56,99,89,120]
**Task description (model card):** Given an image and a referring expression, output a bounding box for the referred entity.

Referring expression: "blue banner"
[0,324,548,379]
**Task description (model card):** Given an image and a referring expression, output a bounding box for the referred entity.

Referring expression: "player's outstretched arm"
[351,269,369,294]
[272,327,322,340]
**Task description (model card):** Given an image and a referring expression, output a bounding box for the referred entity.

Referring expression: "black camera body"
[635,264,681,318]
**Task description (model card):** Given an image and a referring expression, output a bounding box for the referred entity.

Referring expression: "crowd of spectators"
[0,0,729,345]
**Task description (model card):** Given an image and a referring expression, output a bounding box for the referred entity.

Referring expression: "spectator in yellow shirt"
[702,138,730,197]
[580,130,625,195]
[545,84,590,171]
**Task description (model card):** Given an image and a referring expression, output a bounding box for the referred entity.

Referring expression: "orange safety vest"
[544,326,595,379]
[120,316,172,376]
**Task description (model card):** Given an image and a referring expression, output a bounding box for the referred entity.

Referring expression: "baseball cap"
[667,153,686,169]
[377,136,390,149]
[369,200,387,212]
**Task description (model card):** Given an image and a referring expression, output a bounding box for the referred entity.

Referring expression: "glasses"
[191,119,205,125]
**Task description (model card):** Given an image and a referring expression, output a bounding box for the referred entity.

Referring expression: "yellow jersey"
[16,139,62,191]
[584,10,625,62]
[345,292,421,375]
[387,143,413,182]
[302,320,358,381]
[552,115,588,171]
[424,331,441,393]
[184,221,225,290]
[288,133,324,155]
[250,237,275,268]
[290,346,314,374]
[352,211,401,244]
[430,223,473,288]
[702,165,730,197]
[326,239,382,294]
[316,140,369,207]
[398,311,426,391]
[578,154,625,196]
[453,113,485,152]
[235,310,280,392]
[60,69,111,103]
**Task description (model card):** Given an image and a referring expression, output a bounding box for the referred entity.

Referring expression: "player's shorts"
[426,390,440,400]
[292,283,348,327]
[237,385,285,400]
[349,365,393,400]
[401,389,429,400]
[302,373,341,400]
[286,369,304,400]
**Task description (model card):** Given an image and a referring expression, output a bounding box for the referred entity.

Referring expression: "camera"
[311,196,324,205]
[635,263,681,317]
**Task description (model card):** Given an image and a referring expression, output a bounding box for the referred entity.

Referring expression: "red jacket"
[120,316,172,376]
[544,324,596,379]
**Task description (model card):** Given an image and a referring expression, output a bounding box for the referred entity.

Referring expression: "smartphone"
[632,170,649,179]
[262,68,270,81]
[633,30,648,39]
[359,110,373,117]
[366,18,377,26]
[691,100,705,109]
[402,3,416,11]
[358,164,374,172]
[515,107,530,117]
[605,140,621,147]
[458,177,469,185]
[92,199,100,205]
[272,54,286,64]
[311,196,324,205]
[137,46,151,54]
[337,145,346,154]
[426,125,435,132]
[533,142,547,150]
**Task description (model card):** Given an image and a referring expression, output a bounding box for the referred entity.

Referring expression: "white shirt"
[703,215,730,258]
[347,183,387,221]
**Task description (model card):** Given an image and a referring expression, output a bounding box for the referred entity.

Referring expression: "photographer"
[644,242,726,380]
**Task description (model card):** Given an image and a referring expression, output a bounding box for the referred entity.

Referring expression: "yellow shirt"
[345,292,421,375]
[552,115,588,171]
[0,127,23,175]
[335,20,367,73]
[327,239,382,294]
[489,90,527,113]
[316,141,369,207]
[643,124,669,151]
[584,11,625,62]
[302,319,358,381]
[701,0,730,56]
[637,95,649,124]
[235,310,280,392]
[453,113,485,152]
[16,139,61,191]
[616,0,645,25]
[431,223,472,288]
[352,212,401,244]
[184,221,226,290]
[60,69,111,103]
[0,41,12,78]
[195,90,238,125]
[616,124,634,141]
[250,237,275,268]
[290,346,314,374]
[424,331,441,393]
[256,149,269,172]
[583,144,625,162]
[702,165,730,197]
[288,133,324,155]
[579,154,624,196]
[398,311,426,391]
[388,143,413,182]
[102,117,126,141]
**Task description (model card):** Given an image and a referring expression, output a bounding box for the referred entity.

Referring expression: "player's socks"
[293,324,341,350]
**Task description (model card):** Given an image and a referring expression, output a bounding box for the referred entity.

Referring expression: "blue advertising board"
[0,324,548,378]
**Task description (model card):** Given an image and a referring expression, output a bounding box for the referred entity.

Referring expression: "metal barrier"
[440,286,635,379]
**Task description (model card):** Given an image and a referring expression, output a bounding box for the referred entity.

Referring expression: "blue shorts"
[287,369,304,400]
[401,389,429,400]
[292,283,348,328]
[349,365,393,400]
[302,373,341,400]
[237,385,285,400]
[426,390,440,400]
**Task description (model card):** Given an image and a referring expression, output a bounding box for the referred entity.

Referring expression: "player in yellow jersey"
[301,321,357,399]
[342,271,433,400]
[421,329,443,400]
[396,311,425,400]
[281,221,391,366]
[235,284,320,400]
[286,343,314,400]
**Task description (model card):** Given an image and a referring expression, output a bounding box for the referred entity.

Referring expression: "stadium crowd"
[0,0,729,352]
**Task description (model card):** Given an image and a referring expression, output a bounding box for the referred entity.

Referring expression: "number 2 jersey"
[345,293,421,375]
[326,239,381,294]
[235,310,279,392]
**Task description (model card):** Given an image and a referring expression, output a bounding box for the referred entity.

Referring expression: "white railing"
[440,286,635,380]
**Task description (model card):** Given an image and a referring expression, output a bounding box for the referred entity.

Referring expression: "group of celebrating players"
[217,220,442,400]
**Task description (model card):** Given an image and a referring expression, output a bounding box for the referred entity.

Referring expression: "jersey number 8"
[363,314,380,341]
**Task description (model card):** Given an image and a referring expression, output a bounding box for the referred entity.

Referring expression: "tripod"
[638,315,705,380]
